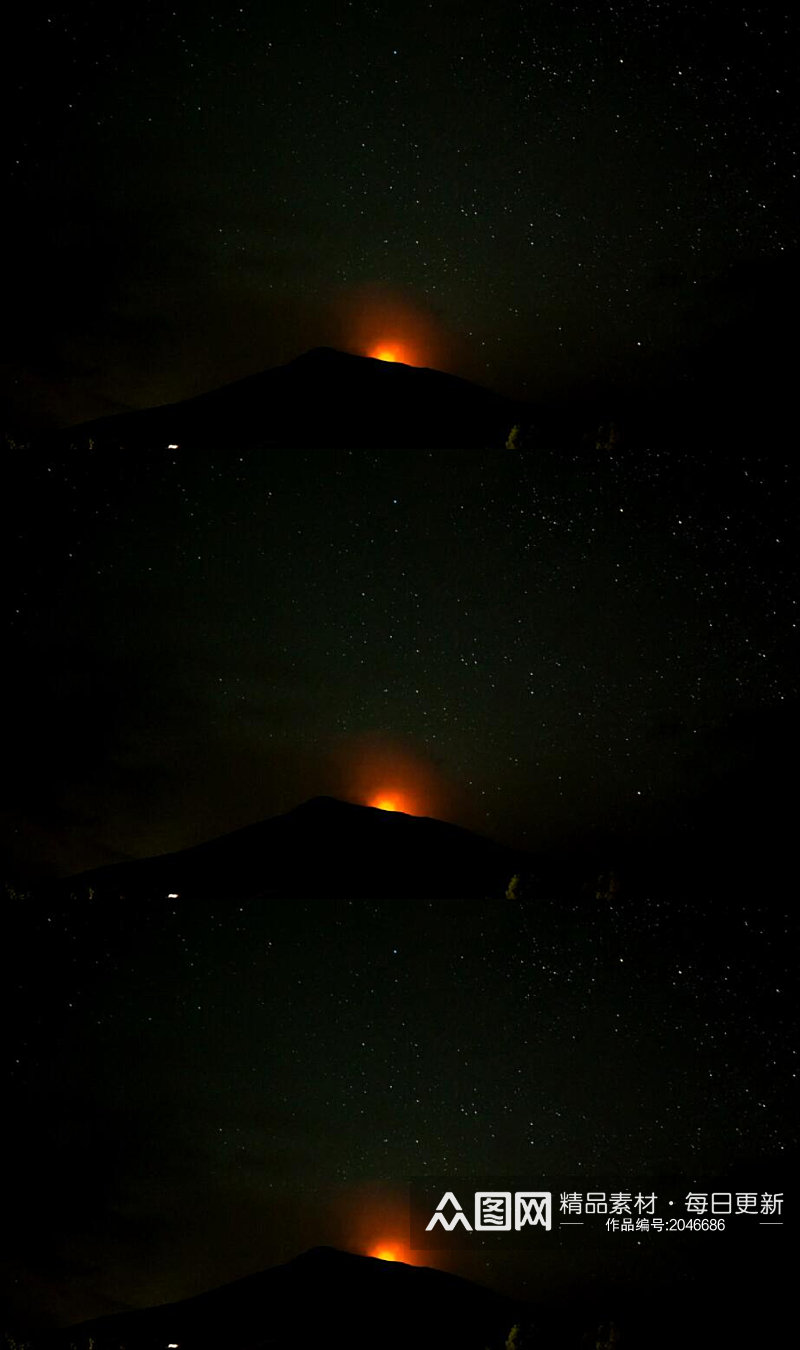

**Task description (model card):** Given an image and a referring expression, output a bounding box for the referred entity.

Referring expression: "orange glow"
[332,733,458,824]
[342,1180,433,1271]
[338,284,445,370]
[370,795,403,813]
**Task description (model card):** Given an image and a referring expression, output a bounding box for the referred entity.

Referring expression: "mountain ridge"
[45,796,530,900]
[39,346,531,450]
[20,1244,530,1348]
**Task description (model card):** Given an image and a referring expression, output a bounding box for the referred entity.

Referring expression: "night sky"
[2,0,797,1340]
[4,0,796,428]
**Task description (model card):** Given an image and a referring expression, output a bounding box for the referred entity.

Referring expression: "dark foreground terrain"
[31,347,531,452]
[43,796,529,902]
[13,1243,790,1350]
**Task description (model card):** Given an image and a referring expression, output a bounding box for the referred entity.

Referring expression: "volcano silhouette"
[54,347,530,450]
[59,797,529,900]
[28,1246,530,1350]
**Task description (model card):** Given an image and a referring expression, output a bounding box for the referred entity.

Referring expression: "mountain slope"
[48,347,529,450]
[56,796,528,900]
[29,1246,529,1350]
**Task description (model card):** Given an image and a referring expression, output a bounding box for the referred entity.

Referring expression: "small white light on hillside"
[167,892,179,899]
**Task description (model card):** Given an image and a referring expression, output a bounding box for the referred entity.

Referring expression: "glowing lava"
[339,735,446,820]
[371,347,400,363]
[369,793,406,813]
[370,1243,403,1262]
[339,282,445,368]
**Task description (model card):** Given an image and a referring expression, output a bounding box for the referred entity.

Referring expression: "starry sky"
[6,441,796,881]
[5,881,793,1331]
[4,0,796,429]
[2,0,796,1338]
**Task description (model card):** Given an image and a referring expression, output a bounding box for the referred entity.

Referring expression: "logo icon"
[425,1191,552,1232]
